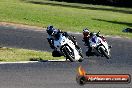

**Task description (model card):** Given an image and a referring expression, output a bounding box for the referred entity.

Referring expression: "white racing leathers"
[54,34,83,62]
[89,35,111,59]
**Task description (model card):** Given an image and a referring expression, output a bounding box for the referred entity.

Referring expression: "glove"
[62,32,68,37]
[58,29,62,33]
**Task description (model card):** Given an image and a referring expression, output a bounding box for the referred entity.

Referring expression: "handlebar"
[97,31,100,35]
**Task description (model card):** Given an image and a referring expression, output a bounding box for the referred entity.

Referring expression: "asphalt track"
[0,25,132,88]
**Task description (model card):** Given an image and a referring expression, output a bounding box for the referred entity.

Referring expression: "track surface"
[0,25,132,88]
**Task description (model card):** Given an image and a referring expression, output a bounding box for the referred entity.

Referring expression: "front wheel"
[78,58,83,62]
[63,47,75,62]
[99,47,110,59]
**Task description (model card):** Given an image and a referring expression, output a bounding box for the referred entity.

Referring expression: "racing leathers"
[47,29,81,57]
[83,32,101,56]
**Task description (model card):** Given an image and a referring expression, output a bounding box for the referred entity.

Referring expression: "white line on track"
[0,59,67,64]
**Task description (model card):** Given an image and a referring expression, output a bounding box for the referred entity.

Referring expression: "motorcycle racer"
[82,28,111,57]
[82,28,96,56]
[46,25,81,57]
[82,28,106,56]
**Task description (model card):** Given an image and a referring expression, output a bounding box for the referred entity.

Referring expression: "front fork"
[93,47,102,56]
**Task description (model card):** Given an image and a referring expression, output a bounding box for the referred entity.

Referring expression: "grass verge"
[0,0,132,38]
[0,47,63,62]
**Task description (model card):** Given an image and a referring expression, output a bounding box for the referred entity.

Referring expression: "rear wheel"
[99,47,110,59]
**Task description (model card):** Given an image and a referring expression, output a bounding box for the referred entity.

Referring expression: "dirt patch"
[0,22,45,31]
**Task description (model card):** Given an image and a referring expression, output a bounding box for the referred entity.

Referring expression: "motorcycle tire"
[63,47,75,62]
[78,58,83,62]
[99,47,110,59]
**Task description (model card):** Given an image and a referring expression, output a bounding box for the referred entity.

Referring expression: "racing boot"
[86,51,94,57]
[86,47,94,57]
[52,50,62,57]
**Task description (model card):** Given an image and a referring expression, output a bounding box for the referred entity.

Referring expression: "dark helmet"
[90,32,93,36]
[83,28,90,37]
[53,30,60,40]
[90,32,96,37]
[46,25,54,35]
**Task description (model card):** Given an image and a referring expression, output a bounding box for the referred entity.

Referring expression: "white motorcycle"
[53,34,83,62]
[89,32,111,59]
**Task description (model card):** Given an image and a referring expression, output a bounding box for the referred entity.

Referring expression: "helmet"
[53,29,58,35]
[90,32,93,36]
[90,32,96,37]
[83,28,90,37]
[53,30,60,40]
[46,25,54,35]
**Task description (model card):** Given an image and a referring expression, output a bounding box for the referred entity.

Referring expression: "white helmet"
[83,28,90,36]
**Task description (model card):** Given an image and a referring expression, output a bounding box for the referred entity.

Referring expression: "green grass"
[0,0,132,38]
[0,47,63,62]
